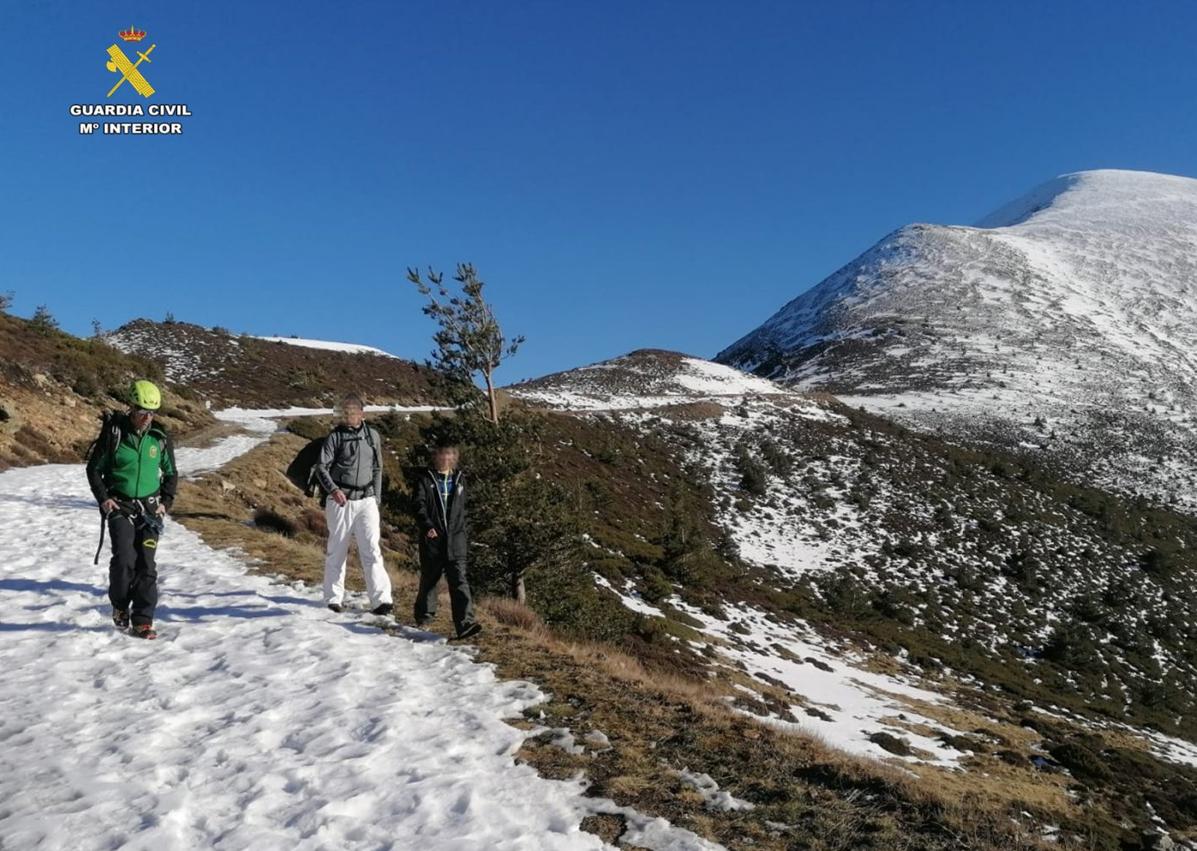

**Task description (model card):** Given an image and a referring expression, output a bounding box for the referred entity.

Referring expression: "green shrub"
[734,440,769,496]
[639,566,674,603]
[1140,547,1174,577]
[1048,739,1111,782]
[30,305,58,334]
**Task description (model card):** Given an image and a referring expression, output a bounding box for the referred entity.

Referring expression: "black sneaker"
[370,603,394,616]
[455,622,482,641]
[414,616,434,628]
[327,603,344,613]
[112,608,130,629]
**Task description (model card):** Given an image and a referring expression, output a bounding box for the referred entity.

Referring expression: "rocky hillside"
[716,169,1197,514]
[510,351,1197,848]
[0,312,212,469]
[106,319,444,409]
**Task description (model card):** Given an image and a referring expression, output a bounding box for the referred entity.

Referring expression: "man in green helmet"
[85,379,178,639]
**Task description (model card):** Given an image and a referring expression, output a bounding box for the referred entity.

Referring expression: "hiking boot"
[414,615,434,628]
[455,622,482,641]
[112,608,130,630]
[327,603,344,613]
[130,623,157,640]
[370,603,394,617]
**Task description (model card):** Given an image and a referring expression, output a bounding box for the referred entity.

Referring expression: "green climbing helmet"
[129,379,162,411]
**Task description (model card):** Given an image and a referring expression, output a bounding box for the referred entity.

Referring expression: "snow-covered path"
[0,420,720,850]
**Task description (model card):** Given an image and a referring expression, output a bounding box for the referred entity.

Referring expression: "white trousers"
[323,498,392,607]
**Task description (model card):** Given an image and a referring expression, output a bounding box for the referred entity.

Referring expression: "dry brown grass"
[477,616,1058,851]
[480,597,546,633]
[476,598,1069,848]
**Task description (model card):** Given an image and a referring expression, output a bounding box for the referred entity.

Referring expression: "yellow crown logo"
[119,25,147,42]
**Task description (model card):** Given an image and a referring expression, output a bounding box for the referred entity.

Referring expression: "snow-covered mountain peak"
[974,168,1197,231]
[716,169,1197,510]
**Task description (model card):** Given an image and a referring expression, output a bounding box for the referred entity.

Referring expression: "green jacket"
[86,413,178,507]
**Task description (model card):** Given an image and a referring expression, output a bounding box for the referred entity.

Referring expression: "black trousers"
[108,512,159,626]
[414,554,475,631]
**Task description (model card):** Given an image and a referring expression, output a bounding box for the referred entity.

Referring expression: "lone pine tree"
[407,263,523,424]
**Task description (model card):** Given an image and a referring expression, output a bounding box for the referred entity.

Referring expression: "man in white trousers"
[313,393,393,616]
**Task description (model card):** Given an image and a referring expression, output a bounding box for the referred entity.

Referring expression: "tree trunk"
[484,370,499,424]
[510,572,526,604]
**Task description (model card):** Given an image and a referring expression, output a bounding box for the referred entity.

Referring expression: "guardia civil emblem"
[106,26,157,98]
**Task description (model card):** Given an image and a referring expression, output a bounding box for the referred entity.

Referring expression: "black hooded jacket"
[413,469,467,561]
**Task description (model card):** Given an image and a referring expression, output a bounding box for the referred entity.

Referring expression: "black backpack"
[84,411,122,464]
[285,437,327,497]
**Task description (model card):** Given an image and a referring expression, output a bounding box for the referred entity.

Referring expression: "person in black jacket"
[412,440,480,639]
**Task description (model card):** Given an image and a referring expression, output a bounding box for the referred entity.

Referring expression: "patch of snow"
[546,729,586,756]
[676,769,755,812]
[583,730,611,750]
[671,600,970,767]
[593,573,665,617]
[253,335,399,358]
[672,358,784,396]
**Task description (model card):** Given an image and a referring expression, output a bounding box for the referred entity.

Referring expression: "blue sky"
[2,1,1195,383]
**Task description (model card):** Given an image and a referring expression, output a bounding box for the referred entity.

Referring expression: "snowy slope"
[517,374,981,763]
[0,416,721,851]
[507,349,786,410]
[716,169,1197,510]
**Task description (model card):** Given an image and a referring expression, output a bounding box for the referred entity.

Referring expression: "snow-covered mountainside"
[716,169,1197,511]
[511,350,1197,842]
[507,349,786,410]
[0,411,720,851]
[106,319,441,409]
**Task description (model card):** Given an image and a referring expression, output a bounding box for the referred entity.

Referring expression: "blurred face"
[341,403,364,428]
[434,447,458,472]
[130,407,154,430]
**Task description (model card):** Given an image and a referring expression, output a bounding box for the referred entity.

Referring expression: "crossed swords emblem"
[106,43,157,98]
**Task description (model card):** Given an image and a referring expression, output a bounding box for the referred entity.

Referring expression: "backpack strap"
[85,411,122,464]
[363,425,380,476]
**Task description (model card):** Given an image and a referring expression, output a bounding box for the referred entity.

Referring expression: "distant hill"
[506,348,787,410]
[106,319,445,409]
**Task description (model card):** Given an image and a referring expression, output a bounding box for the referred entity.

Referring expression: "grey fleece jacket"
[314,423,383,503]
